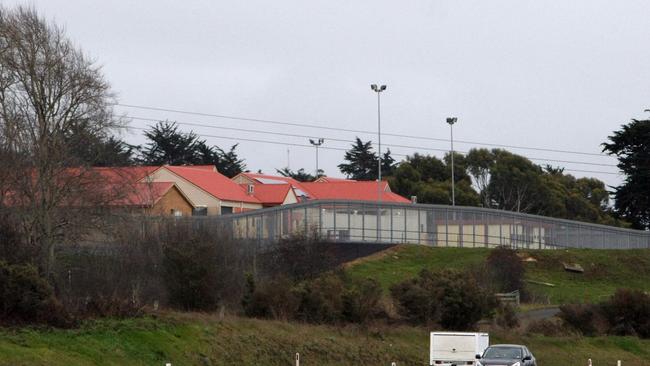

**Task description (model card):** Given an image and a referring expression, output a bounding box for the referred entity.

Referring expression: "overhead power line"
[127,115,618,168]
[116,103,612,158]
[125,126,620,176]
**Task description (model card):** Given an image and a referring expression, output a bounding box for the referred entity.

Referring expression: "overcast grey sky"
[7,0,650,185]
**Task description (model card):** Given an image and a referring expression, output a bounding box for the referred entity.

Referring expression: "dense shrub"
[159,220,257,311]
[559,304,600,336]
[390,269,496,330]
[389,273,436,323]
[242,273,385,324]
[526,318,568,336]
[296,274,345,323]
[163,237,221,311]
[495,303,519,328]
[242,274,299,320]
[486,246,525,294]
[601,289,650,338]
[81,295,145,319]
[260,231,336,282]
[559,289,650,338]
[0,261,68,325]
[341,278,384,323]
[0,214,37,265]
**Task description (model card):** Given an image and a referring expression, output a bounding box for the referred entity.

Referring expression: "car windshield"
[483,347,522,359]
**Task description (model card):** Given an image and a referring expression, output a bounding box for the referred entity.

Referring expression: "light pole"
[309,138,324,178]
[446,117,457,206]
[371,84,386,241]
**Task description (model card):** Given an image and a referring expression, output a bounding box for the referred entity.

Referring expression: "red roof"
[244,184,292,205]
[92,166,160,184]
[111,182,177,207]
[300,181,411,203]
[237,173,410,203]
[314,176,356,183]
[164,166,260,204]
[186,165,216,171]
[240,173,303,187]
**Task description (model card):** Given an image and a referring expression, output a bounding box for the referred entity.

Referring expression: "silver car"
[475,344,537,366]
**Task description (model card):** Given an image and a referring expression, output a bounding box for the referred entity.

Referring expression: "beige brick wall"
[148,186,194,216]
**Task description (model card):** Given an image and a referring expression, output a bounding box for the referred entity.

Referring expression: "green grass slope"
[345,245,650,304]
[1,314,649,366]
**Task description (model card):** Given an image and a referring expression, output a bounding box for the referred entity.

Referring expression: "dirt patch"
[342,245,404,268]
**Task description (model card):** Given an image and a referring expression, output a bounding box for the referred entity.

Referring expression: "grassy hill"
[3,246,650,365]
[1,313,649,366]
[345,245,650,304]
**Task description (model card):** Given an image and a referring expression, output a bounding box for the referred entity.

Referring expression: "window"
[170,209,183,217]
[192,207,208,216]
[221,206,233,215]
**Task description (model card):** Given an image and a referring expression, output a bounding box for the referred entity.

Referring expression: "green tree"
[464,148,619,225]
[138,121,246,177]
[66,124,134,166]
[487,150,546,213]
[215,144,246,177]
[465,148,495,207]
[338,138,377,180]
[139,121,201,165]
[276,168,317,182]
[381,148,397,177]
[388,153,479,206]
[603,118,650,229]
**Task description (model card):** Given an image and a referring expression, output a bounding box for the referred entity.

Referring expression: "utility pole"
[446,117,458,206]
[371,84,387,241]
[309,138,324,178]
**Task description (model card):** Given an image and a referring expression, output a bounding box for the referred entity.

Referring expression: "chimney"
[411,195,417,204]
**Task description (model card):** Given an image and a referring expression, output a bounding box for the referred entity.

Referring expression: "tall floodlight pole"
[309,138,324,178]
[446,117,458,206]
[371,84,387,241]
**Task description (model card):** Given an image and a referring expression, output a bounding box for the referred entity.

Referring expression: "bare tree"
[0,6,123,277]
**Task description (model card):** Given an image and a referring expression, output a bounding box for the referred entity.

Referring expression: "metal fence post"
[445,209,449,247]
[360,203,364,242]
[348,202,352,241]
[303,206,308,234]
[459,209,464,248]
[418,207,422,245]
[390,205,394,243]
[318,203,323,237]
[296,352,300,366]
[333,204,337,242]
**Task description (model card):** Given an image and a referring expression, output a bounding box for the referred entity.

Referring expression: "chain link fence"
[208,200,650,250]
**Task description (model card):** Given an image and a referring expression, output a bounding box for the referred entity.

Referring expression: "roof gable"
[300,181,410,203]
[163,166,260,204]
[244,184,293,205]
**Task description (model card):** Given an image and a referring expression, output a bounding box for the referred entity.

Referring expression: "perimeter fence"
[206,200,650,250]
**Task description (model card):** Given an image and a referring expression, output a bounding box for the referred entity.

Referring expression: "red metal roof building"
[232,172,410,204]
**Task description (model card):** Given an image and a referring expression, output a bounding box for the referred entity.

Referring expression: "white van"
[430,332,489,366]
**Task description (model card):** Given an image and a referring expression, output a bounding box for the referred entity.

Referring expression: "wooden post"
[618,361,622,366]
[588,359,592,366]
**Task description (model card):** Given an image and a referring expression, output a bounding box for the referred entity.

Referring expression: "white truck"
[430,332,489,366]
